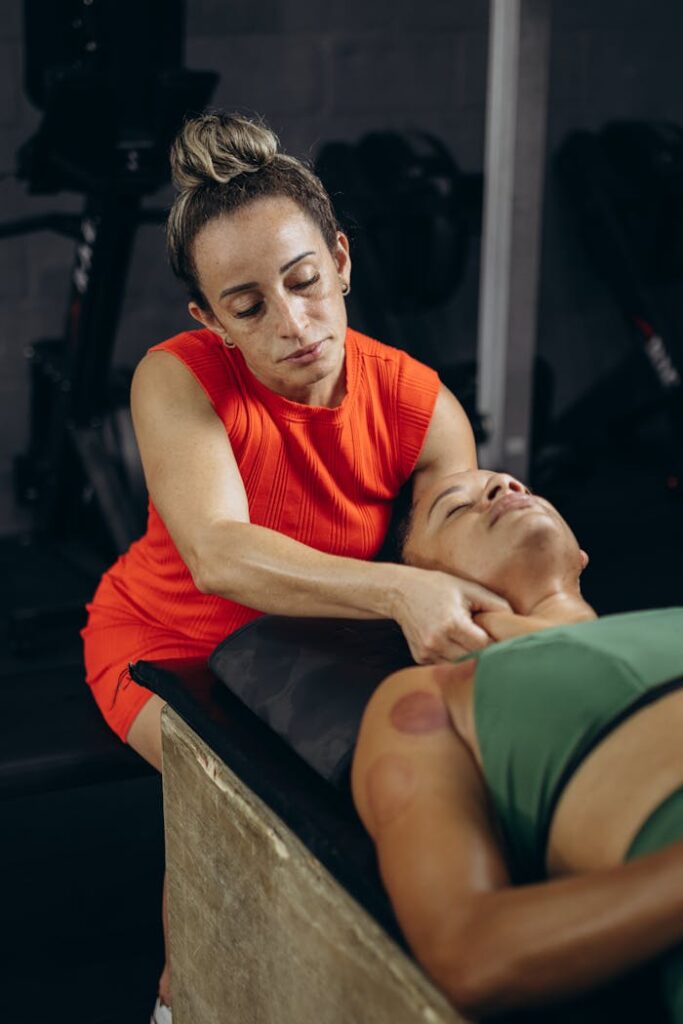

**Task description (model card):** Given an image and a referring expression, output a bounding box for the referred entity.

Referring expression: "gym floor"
[0,539,164,1024]
[1,435,681,1024]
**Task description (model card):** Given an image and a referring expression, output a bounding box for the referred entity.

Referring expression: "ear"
[188,301,229,343]
[579,549,589,571]
[334,231,351,288]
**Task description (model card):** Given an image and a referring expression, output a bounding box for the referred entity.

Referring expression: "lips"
[284,340,325,362]
[489,493,535,526]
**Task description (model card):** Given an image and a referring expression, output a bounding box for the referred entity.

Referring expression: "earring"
[222,336,236,349]
[341,281,351,296]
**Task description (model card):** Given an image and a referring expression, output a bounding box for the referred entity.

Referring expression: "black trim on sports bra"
[541,673,683,861]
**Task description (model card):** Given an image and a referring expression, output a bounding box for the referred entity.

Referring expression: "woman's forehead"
[194,198,322,274]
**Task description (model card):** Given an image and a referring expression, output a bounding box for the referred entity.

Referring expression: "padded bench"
[131,654,467,1023]
[130,616,665,1024]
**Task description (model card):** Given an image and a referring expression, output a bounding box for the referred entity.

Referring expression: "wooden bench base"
[162,706,465,1024]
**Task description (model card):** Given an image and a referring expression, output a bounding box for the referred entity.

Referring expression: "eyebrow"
[218,250,316,300]
[427,484,466,519]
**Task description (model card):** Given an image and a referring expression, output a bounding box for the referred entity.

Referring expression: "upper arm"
[130,351,249,577]
[351,666,509,969]
[412,384,477,505]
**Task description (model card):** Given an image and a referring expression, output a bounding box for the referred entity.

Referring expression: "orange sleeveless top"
[90,327,439,647]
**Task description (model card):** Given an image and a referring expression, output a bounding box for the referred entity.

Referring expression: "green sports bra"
[469,607,683,883]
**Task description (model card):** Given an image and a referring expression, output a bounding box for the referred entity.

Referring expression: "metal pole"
[477,0,552,479]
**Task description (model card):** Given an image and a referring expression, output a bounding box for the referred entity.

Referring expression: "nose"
[484,473,527,503]
[274,292,309,340]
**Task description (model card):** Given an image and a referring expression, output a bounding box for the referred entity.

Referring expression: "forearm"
[191,519,405,620]
[430,841,683,1017]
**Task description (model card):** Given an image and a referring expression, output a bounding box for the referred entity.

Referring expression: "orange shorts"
[82,609,213,743]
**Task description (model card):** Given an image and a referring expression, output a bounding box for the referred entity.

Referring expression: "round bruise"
[366,752,417,827]
[389,689,451,735]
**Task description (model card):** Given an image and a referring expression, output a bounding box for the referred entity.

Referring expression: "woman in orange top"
[81,112,507,1020]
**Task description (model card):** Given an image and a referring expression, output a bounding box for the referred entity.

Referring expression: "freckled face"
[190,196,351,405]
[404,469,582,593]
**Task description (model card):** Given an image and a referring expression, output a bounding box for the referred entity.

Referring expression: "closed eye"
[292,274,320,290]
[445,503,471,519]
[235,302,263,319]
[234,275,321,318]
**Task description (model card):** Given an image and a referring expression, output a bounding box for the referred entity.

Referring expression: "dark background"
[2,0,683,542]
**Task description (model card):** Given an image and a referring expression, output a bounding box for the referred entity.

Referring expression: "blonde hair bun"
[170,112,279,191]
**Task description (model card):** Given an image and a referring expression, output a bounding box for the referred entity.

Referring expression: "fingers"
[474,611,505,634]
[475,610,537,641]
[463,581,511,613]
[439,642,470,662]
[409,644,471,666]
[450,617,491,652]
[397,569,507,665]
[407,621,490,664]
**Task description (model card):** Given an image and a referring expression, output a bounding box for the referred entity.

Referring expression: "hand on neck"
[476,589,596,644]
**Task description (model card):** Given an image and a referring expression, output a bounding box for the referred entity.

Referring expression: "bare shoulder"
[130,350,223,453]
[351,665,476,838]
[131,349,210,410]
[359,661,475,729]
[360,664,444,717]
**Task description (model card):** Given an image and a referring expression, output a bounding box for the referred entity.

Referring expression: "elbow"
[425,960,497,1020]
[187,550,213,594]
[190,563,214,595]
[422,923,519,1019]
[190,549,228,596]
[185,525,231,595]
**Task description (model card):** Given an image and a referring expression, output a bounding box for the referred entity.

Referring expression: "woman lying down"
[352,469,683,1021]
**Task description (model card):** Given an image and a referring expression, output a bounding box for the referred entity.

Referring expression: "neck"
[501,550,595,624]
[475,588,596,646]
[524,589,596,627]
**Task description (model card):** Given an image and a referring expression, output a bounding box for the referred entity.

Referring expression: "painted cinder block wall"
[1,0,682,532]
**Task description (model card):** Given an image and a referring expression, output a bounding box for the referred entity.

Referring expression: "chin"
[502,522,574,580]
[305,360,336,387]
[509,507,560,540]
